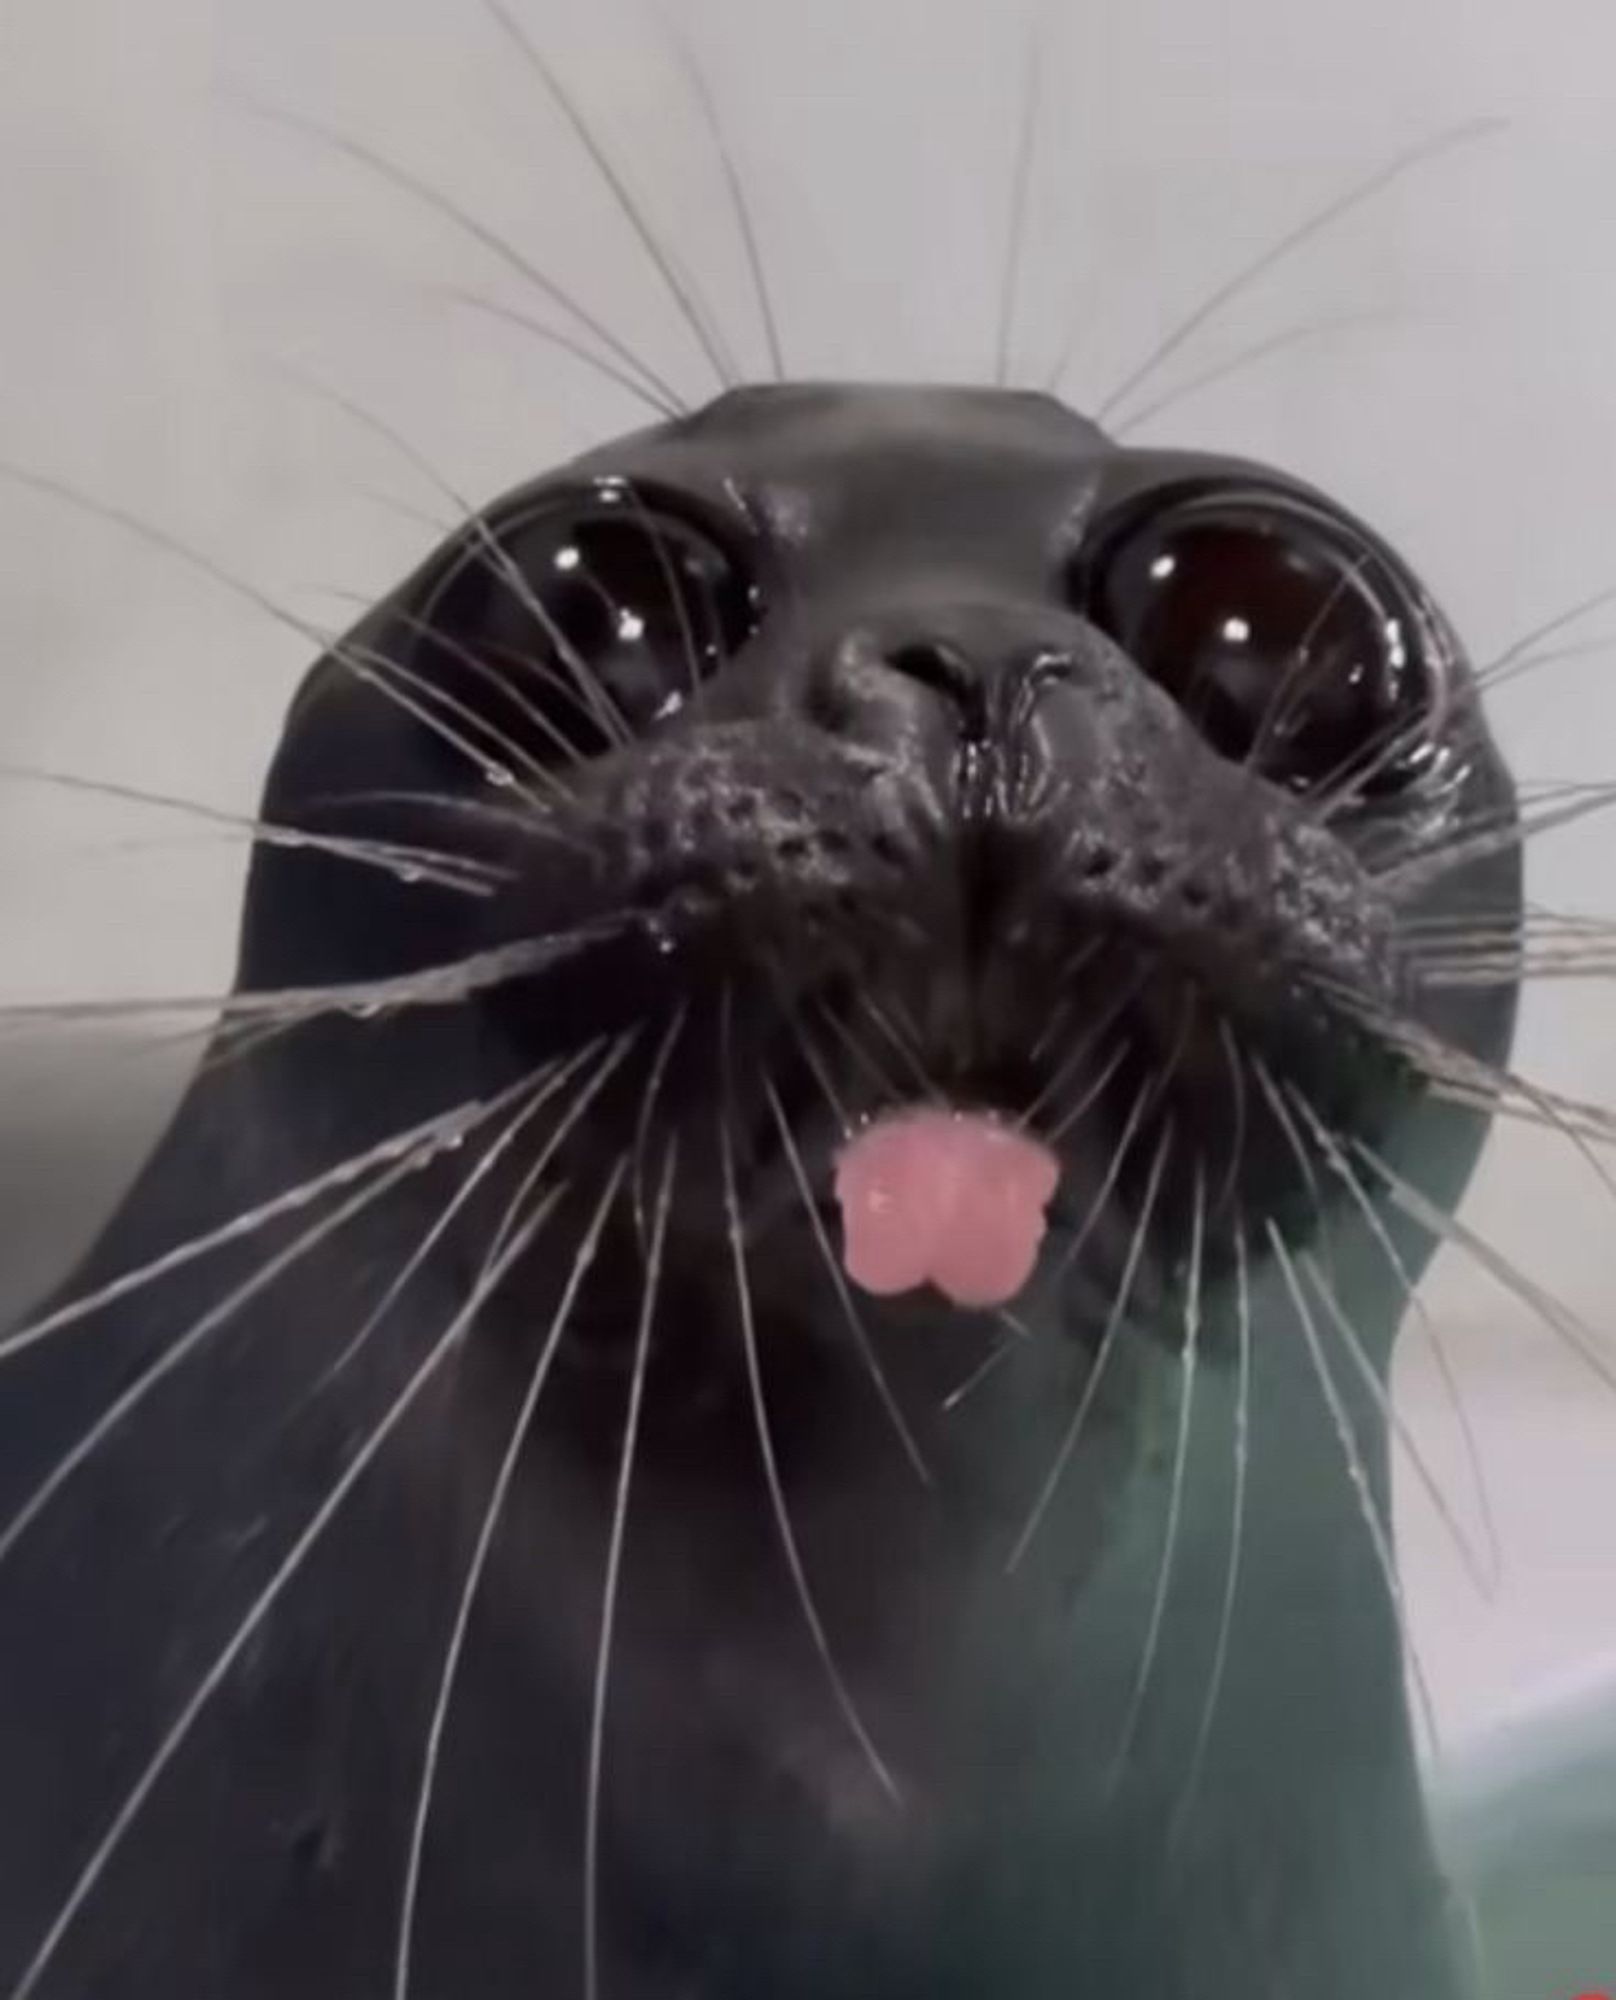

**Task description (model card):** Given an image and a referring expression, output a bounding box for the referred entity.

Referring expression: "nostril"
[883,641,989,740]
[886,641,964,692]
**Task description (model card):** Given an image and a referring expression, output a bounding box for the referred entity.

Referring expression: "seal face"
[0,386,1520,1999]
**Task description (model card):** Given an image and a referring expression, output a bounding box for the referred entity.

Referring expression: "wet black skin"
[0,387,1518,1998]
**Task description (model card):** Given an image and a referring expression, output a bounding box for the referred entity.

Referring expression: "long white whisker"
[8,1169,570,2000]
[718,1022,901,1806]
[1301,1253,1495,1598]
[1105,1160,1204,1790]
[391,1162,625,2000]
[1283,1084,1500,1591]
[0,931,616,1033]
[235,94,686,411]
[320,1038,630,1386]
[582,1144,676,2000]
[764,1077,932,1485]
[277,366,632,755]
[0,1086,531,1366]
[1009,1122,1172,1571]
[0,1091,494,1568]
[993,22,1041,388]
[0,762,504,894]
[1087,119,1502,418]
[0,454,552,803]
[1252,1070,1493,1595]
[1170,1218,1250,1840]
[1267,1224,1440,1757]
[1354,1140,1616,1398]
[434,284,680,419]
[483,0,738,391]
[1110,310,1395,437]
[663,14,785,380]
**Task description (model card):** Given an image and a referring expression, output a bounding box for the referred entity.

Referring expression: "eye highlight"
[416,479,759,764]
[1069,487,1451,799]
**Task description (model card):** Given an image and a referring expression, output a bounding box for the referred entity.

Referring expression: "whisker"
[1213,1018,1250,1217]
[1255,1067,1493,1594]
[434,283,680,420]
[852,992,940,1103]
[0,1082,540,1367]
[1170,1218,1250,1841]
[765,1077,932,1485]
[582,1145,675,2000]
[781,999,855,1138]
[1476,578,1616,689]
[483,0,739,391]
[1009,1120,1172,1571]
[811,996,908,1108]
[1109,310,1395,437]
[1086,119,1503,419]
[1106,1159,1204,1791]
[276,365,632,755]
[1043,1069,1152,1280]
[1302,1252,1495,1597]
[939,1328,1022,1415]
[1281,1083,1501,1591]
[662,14,785,380]
[6,1161,572,2000]
[392,1161,626,2000]
[1310,974,1616,1148]
[719,1006,901,1806]
[631,1005,690,1251]
[0,1084,507,1567]
[0,931,617,1032]
[235,94,686,411]
[0,762,506,894]
[1353,1139,1616,1399]
[320,1036,631,1387]
[0,455,554,805]
[482,1029,644,1279]
[993,20,1041,388]
[1378,780,1616,900]
[362,602,592,786]
[1024,959,1148,1133]
[619,479,706,701]
[1267,1225,1440,1757]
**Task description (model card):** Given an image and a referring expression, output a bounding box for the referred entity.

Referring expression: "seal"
[0,385,1520,1999]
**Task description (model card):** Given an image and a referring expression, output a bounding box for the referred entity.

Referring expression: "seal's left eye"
[419,484,757,762]
[1070,488,1450,799]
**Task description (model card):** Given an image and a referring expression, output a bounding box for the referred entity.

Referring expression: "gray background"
[1,0,1614,1782]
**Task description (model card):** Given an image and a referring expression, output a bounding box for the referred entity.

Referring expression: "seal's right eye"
[413,480,758,763]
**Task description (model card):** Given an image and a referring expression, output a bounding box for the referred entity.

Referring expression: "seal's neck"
[494,1230,1475,1999]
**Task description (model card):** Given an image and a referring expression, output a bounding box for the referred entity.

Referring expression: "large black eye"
[415,479,758,765]
[1071,489,1449,798]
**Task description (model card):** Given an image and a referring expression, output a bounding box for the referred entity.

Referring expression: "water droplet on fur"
[395,866,424,886]
[483,763,516,789]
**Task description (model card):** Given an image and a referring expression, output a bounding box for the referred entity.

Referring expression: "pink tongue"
[833,1109,1061,1310]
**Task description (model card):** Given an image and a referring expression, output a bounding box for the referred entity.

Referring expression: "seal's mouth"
[685,875,1420,1334]
[832,1106,1061,1308]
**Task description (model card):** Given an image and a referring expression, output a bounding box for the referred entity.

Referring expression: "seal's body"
[0,388,1518,1998]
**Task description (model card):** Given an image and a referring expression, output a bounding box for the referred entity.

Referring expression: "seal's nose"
[811,612,1071,752]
